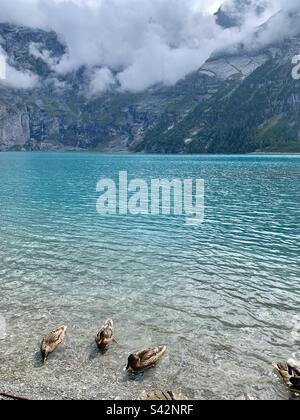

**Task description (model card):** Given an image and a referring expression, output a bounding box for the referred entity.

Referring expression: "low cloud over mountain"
[0,0,299,93]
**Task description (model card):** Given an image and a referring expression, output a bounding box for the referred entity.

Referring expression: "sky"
[0,0,299,93]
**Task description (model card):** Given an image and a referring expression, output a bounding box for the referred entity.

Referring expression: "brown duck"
[126,346,167,372]
[40,326,67,363]
[273,360,300,390]
[95,319,115,348]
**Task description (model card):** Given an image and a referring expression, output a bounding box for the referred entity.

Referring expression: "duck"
[95,319,115,348]
[273,360,300,390]
[40,325,67,363]
[126,345,167,372]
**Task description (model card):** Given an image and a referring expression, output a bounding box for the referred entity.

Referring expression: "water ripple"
[0,153,299,400]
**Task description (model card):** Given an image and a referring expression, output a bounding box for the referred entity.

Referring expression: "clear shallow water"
[0,153,299,400]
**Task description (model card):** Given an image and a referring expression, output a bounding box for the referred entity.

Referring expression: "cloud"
[240,0,300,49]
[4,64,39,89]
[29,42,59,67]
[0,47,38,89]
[0,0,225,92]
[0,0,299,93]
[90,67,116,95]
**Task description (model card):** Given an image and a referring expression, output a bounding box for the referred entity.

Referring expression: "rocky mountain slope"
[0,12,299,153]
[215,0,268,28]
[138,37,300,154]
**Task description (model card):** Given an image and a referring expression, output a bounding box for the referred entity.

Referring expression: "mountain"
[215,0,268,28]
[0,11,300,154]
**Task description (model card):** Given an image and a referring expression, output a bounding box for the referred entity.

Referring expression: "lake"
[0,153,299,400]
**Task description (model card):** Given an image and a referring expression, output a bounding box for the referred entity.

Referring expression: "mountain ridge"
[0,13,299,153]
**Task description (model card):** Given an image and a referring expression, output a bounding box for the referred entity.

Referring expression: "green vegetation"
[136,60,300,154]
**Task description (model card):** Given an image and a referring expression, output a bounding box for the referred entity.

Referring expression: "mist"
[0,0,299,93]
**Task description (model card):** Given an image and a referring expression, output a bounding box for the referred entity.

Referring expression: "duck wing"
[97,325,113,340]
[138,346,167,363]
[42,326,66,346]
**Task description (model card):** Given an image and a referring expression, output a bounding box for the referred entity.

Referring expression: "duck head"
[126,354,139,371]
[41,350,48,364]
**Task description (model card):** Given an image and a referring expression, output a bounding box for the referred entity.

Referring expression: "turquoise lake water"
[0,153,299,400]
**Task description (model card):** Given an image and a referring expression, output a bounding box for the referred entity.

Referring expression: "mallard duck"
[95,319,115,348]
[126,345,167,372]
[138,390,187,400]
[273,360,300,390]
[40,326,67,363]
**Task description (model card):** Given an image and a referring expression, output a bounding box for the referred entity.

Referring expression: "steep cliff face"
[0,104,30,151]
[0,18,299,154]
[0,23,67,150]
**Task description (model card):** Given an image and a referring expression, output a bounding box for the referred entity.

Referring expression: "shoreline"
[0,150,299,156]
